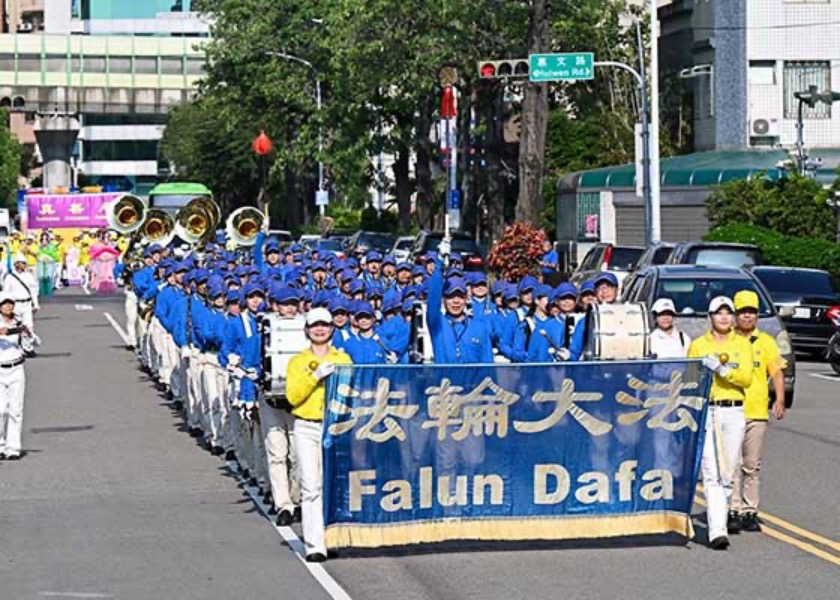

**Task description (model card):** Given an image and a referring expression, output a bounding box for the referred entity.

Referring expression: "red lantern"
[252,129,273,156]
[440,85,456,119]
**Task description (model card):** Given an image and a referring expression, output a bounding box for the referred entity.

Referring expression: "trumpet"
[106,194,147,235]
[175,196,220,245]
[539,329,570,362]
[226,206,265,247]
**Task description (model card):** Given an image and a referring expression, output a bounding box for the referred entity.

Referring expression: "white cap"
[708,296,735,314]
[305,307,333,326]
[651,298,676,315]
[13,252,25,264]
[0,291,15,305]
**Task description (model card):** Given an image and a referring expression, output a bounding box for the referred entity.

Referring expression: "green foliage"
[0,119,22,209]
[706,175,835,241]
[705,223,840,278]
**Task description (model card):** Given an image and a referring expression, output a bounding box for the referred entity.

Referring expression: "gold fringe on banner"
[325,511,693,549]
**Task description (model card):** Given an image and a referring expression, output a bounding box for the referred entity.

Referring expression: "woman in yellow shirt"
[286,307,352,563]
[688,296,753,551]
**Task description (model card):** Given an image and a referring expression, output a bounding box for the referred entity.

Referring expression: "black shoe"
[263,492,273,506]
[293,506,302,523]
[240,468,250,480]
[225,450,236,462]
[727,511,743,534]
[189,427,202,438]
[248,477,258,487]
[268,505,278,516]
[742,512,762,532]
[710,536,730,550]
[276,510,294,527]
[305,553,327,563]
[5,453,21,461]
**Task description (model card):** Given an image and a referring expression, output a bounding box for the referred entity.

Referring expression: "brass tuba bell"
[174,196,220,245]
[226,206,265,247]
[106,194,147,235]
[142,209,176,247]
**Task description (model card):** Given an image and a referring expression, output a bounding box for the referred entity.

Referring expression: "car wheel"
[831,361,840,376]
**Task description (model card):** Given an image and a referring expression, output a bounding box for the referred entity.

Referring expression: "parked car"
[391,235,416,263]
[343,231,397,257]
[267,229,294,247]
[570,243,644,287]
[304,237,346,260]
[299,234,321,245]
[409,231,485,271]
[622,265,795,404]
[752,266,840,356]
[632,242,676,271]
[326,230,353,246]
[666,242,763,268]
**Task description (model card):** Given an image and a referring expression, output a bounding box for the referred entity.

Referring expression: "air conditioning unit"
[751,117,780,138]
[16,22,34,33]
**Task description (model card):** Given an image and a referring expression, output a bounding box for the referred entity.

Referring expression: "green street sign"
[529,53,595,82]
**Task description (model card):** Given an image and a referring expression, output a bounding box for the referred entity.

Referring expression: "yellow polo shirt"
[286,346,352,421]
[740,329,785,420]
[688,330,754,402]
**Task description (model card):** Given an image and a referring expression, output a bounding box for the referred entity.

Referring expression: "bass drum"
[259,314,309,405]
[584,302,650,360]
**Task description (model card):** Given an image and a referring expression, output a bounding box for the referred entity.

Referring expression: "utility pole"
[649,0,661,242]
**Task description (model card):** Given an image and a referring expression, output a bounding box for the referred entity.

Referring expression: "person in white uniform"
[649,298,691,359]
[0,293,34,460]
[2,254,39,357]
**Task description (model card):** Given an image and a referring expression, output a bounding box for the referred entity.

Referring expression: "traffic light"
[478,59,529,80]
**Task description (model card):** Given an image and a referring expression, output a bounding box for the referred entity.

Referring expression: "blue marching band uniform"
[126,230,604,527]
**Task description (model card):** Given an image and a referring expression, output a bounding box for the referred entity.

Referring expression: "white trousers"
[0,365,26,457]
[186,348,203,429]
[200,354,230,449]
[295,419,326,556]
[701,405,746,540]
[124,291,138,347]
[260,404,300,512]
[15,304,35,353]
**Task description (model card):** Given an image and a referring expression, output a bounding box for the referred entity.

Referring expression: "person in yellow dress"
[728,290,786,533]
[286,307,352,563]
[688,296,753,550]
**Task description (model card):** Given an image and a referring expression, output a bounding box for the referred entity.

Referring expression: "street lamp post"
[266,51,326,216]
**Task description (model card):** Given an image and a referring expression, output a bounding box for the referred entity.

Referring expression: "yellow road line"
[695,486,840,553]
[693,492,840,566]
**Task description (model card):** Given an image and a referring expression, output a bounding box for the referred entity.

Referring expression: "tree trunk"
[414,92,435,230]
[516,0,551,227]
[486,84,507,243]
[393,145,412,232]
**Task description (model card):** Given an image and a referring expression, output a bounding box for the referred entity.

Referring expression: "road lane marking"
[809,373,839,382]
[39,593,114,599]
[103,312,130,346]
[226,461,353,600]
[695,489,840,564]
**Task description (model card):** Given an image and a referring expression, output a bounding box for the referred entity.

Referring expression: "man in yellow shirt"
[688,296,753,550]
[729,290,786,533]
[286,307,352,563]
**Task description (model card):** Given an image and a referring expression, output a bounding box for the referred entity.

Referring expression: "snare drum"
[585,302,650,360]
[259,314,309,400]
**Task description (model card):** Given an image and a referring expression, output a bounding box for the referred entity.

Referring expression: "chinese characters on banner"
[323,361,711,549]
[25,193,120,230]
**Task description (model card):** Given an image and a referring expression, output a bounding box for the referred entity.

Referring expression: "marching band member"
[3,254,40,357]
[261,285,305,526]
[577,280,597,312]
[593,271,620,305]
[0,293,34,460]
[342,301,391,364]
[286,307,352,562]
[513,285,570,362]
[194,283,231,456]
[688,296,754,550]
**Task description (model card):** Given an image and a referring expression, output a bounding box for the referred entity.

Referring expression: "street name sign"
[529,52,594,83]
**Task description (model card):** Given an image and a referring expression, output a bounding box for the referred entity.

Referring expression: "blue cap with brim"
[444,277,467,297]
[242,282,265,298]
[594,271,619,287]
[352,300,375,317]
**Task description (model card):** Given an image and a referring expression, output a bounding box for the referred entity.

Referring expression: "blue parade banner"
[323,360,711,549]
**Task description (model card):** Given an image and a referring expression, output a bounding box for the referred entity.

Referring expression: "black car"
[632,242,676,271]
[343,231,397,257]
[622,265,796,403]
[666,242,763,268]
[409,231,484,271]
[752,266,840,355]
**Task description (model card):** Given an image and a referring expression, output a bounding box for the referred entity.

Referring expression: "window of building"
[0,54,15,71]
[109,57,132,74]
[749,61,776,85]
[135,57,158,74]
[45,56,68,72]
[83,56,107,73]
[17,54,41,71]
[784,61,831,119]
[185,58,205,75]
[84,113,167,126]
[82,140,160,162]
[160,57,183,75]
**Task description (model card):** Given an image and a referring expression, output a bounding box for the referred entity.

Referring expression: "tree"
[0,118,22,210]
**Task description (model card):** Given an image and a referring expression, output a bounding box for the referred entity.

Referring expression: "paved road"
[1,290,837,600]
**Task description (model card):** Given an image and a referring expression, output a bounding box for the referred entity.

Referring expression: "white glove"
[702,355,721,372]
[313,362,336,381]
[243,368,259,381]
[227,354,241,367]
[556,348,571,361]
[438,239,451,257]
[386,352,398,364]
[715,364,730,378]
[229,365,247,380]
[180,346,191,359]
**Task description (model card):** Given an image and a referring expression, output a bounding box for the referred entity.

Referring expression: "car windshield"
[395,238,413,250]
[423,235,478,253]
[652,247,673,265]
[357,233,395,251]
[608,248,643,270]
[754,269,836,297]
[316,239,342,252]
[656,277,774,316]
[686,248,760,267]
